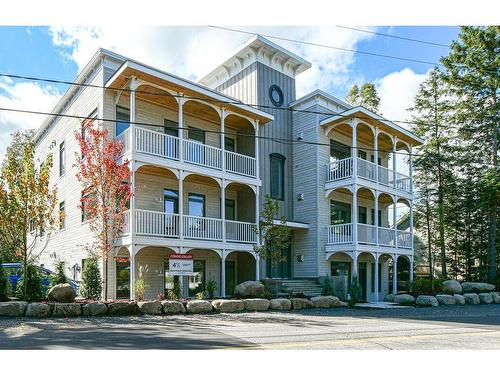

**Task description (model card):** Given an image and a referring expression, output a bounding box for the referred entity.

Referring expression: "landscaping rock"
[311,295,342,308]
[290,298,313,310]
[137,300,162,315]
[269,298,291,310]
[478,293,493,304]
[52,303,81,317]
[81,302,107,316]
[107,301,138,315]
[186,300,212,314]
[161,300,185,314]
[47,283,75,303]
[415,295,439,307]
[384,294,394,302]
[454,294,466,305]
[464,293,480,305]
[394,294,415,305]
[442,280,462,294]
[211,299,244,313]
[25,303,52,317]
[243,298,270,311]
[0,301,28,317]
[436,294,456,305]
[491,292,500,304]
[233,281,265,298]
[461,282,495,293]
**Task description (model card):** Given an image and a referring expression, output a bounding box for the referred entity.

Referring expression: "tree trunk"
[487,122,498,285]
[425,187,434,292]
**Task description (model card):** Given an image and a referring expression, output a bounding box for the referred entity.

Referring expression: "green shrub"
[322,278,334,296]
[195,291,205,300]
[0,262,10,301]
[227,280,236,296]
[15,263,44,302]
[205,280,217,299]
[50,260,67,287]
[81,257,102,300]
[134,278,146,301]
[348,276,361,308]
[411,277,444,296]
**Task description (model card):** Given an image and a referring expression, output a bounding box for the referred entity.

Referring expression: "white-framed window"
[59,141,66,177]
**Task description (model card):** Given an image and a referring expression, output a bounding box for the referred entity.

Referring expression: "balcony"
[326,157,412,194]
[326,223,412,248]
[117,127,258,178]
[123,209,257,244]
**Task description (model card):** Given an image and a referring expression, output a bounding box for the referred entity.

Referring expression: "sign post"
[168,254,193,276]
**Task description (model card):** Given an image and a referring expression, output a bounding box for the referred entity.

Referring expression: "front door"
[358,262,367,301]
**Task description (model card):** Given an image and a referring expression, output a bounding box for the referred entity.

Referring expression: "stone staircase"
[279,278,323,297]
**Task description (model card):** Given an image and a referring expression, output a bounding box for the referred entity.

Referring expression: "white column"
[409,201,414,250]
[374,127,379,183]
[178,98,184,161]
[351,251,358,279]
[130,246,136,300]
[393,255,398,295]
[220,109,225,172]
[129,76,137,156]
[220,250,226,297]
[130,161,136,240]
[255,186,260,245]
[351,118,358,178]
[392,136,397,189]
[221,179,226,243]
[374,253,379,302]
[352,186,358,245]
[255,254,260,281]
[409,145,413,193]
[393,195,398,248]
[409,256,414,288]
[374,190,379,246]
[179,172,184,239]
[255,121,260,180]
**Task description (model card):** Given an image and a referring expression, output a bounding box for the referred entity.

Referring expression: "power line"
[334,26,450,48]
[0,106,497,167]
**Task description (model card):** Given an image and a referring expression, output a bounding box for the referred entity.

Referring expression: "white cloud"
[375,67,429,125]
[0,78,61,162]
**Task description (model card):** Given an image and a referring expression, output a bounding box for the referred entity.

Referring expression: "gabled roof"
[290,89,353,111]
[320,106,424,146]
[198,34,312,88]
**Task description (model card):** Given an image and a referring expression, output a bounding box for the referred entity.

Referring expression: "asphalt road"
[1,304,499,349]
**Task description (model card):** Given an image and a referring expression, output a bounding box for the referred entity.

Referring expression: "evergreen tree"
[81,257,102,300]
[346,82,381,113]
[0,260,10,301]
[51,260,67,286]
[15,263,44,302]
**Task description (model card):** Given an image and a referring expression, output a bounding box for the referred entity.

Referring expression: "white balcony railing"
[357,157,377,182]
[378,227,396,247]
[183,139,222,170]
[135,210,179,237]
[327,223,353,244]
[357,223,377,244]
[326,223,408,249]
[226,220,257,243]
[326,157,353,182]
[377,165,393,187]
[397,230,412,248]
[136,127,179,160]
[396,173,412,193]
[225,150,257,177]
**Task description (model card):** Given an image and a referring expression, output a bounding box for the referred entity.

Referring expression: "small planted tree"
[254,195,292,296]
[81,256,102,300]
[75,119,132,300]
[51,260,68,286]
[15,263,44,302]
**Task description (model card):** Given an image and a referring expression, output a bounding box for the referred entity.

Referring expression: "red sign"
[169,254,193,260]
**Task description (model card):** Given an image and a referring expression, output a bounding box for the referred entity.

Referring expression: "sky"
[0,25,460,161]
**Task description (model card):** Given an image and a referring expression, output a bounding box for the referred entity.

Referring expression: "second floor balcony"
[326,222,411,248]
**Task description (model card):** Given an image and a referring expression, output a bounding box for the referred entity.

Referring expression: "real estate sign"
[168,254,193,275]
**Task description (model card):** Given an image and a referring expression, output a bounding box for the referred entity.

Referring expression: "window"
[330,200,351,225]
[371,209,382,226]
[189,260,206,297]
[358,150,367,160]
[115,106,130,136]
[81,191,92,222]
[225,199,235,221]
[164,189,179,214]
[188,126,205,143]
[59,141,66,176]
[59,201,66,230]
[270,153,285,200]
[188,193,205,217]
[163,119,178,137]
[330,140,350,161]
[358,206,367,224]
[224,137,235,152]
[370,154,382,165]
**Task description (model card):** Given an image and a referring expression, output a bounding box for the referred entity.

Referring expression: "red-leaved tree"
[75,119,132,300]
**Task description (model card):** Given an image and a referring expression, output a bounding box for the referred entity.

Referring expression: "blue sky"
[0,26,461,159]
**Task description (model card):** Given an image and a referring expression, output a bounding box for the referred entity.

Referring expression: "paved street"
[1,304,499,349]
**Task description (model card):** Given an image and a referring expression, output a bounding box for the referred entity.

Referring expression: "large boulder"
[0,301,28,317]
[311,295,342,308]
[161,300,185,314]
[52,303,81,317]
[491,292,500,304]
[464,293,480,305]
[478,293,493,304]
[244,298,270,311]
[384,294,394,302]
[81,302,107,316]
[137,300,162,315]
[107,301,138,315]
[415,295,439,307]
[26,303,52,317]
[211,299,245,313]
[47,283,75,303]
[269,298,291,310]
[394,294,415,305]
[436,294,456,306]
[290,298,313,310]
[454,294,466,305]
[233,281,265,298]
[461,282,495,293]
[441,280,462,294]
[186,300,212,314]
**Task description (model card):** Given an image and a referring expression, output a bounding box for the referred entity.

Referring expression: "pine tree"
[51,260,67,286]
[15,263,44,302]
[346,82,381,113]
[81,257,102,300]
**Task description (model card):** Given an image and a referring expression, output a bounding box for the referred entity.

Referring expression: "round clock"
[269,84,284,107]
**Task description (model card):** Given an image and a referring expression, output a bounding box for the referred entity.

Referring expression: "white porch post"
[130,161,136,240]
[220,250,226,297]
[410,256,414,290]
[392,136,397,189]
[255,254,260,281]
[221,179,226,242]
[409,145,413,193]
[130,246,136,300]
[393,195,398,248]
[352,251,358,278]
[393,254,398,295]
[255,185,260,245]
[374,190,379,246]
[129,76,137,156]
[410,200,414,250]
[178,97,184,161]
[221,109,225,172]
[255,120,260,180]
[179,172,184,239]
[374,253,379,302]
[374,127,379,182]
[351,118,358,178]
[352,185,358,245]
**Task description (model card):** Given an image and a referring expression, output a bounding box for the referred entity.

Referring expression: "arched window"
[270,153,285,200]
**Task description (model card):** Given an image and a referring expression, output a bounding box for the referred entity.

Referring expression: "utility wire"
[334,25,451,48]
[0,106,498,167]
